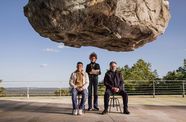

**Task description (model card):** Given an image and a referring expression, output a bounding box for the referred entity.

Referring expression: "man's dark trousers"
[104,89,128,111]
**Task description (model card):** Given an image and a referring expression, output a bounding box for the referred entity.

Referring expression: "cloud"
[43,48,60,53]
[40,64,48,68]
[57,43,69,49]
[184,49,186,51]
[57,44,65,49]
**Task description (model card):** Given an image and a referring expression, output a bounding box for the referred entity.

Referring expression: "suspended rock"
[24,0,171,51]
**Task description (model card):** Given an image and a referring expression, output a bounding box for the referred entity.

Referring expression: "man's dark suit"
[103,70,128,111]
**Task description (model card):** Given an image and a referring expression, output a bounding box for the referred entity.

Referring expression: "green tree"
[0,80,5,97]
[119,59,159,92]
[120,59,158,80]
[98,82,105,96]
[159,66,186,95]
[163,67,186,80]
[54,88,70,96]
[0,87,5,97]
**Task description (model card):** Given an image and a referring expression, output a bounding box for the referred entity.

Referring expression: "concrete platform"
[0,96,186,122]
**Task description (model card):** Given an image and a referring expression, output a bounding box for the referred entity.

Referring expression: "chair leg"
[113,97,115,107]
[109,98,112,112]
[115,98,119,111]
[83,105,86,113]
[77,95,80,104]
[117,98,122,113]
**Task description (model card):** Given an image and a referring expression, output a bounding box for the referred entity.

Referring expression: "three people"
[86,52,101,111]
[102,61,130,115]
[69,62,89,115]
[69,54,130,115]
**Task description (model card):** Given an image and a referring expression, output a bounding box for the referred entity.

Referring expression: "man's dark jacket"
[104,70,124,91]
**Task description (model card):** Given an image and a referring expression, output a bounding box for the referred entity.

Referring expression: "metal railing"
[125,80,186,98]
[0,80,185,98]
[0,81,68,98]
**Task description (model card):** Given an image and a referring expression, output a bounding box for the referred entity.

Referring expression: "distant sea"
[0,81,69,88]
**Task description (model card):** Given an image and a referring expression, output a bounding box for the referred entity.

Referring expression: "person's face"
[77,64,83,71]
[90,56,96,63]
[110,63,117,71]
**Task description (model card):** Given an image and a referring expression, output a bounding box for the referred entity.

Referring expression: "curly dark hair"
[89,52,97,59]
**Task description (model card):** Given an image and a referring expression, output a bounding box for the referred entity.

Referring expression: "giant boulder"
[24,0,171,51]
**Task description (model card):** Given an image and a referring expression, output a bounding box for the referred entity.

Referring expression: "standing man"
[102,61,130,115]
[69,62,89,115]
[86,52,101,111]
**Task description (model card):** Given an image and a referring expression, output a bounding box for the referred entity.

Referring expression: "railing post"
[183,80,185,98]
[27,87,30,99]
[153,80,155,98]
[60,88,62,96]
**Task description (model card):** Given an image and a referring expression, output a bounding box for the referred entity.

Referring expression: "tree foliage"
[119,59,158,80]
[118,59,158,92]
[0,87,5,97]
[163,67,186,80]
[54,88,70,96]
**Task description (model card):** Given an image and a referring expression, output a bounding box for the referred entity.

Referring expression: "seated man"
[69,62,89,115]
[102,61,130,115]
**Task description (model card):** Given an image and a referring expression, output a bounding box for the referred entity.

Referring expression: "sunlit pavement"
[0,96,186,122]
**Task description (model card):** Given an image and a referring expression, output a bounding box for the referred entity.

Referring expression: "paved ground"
[0,96,186,122]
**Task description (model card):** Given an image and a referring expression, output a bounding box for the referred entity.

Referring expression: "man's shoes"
[72,109,78,115]
[94,107,99,111]
[102,110,108,115]
[78,109,83,115]
[88,108,92,111]
[123,109,130,114]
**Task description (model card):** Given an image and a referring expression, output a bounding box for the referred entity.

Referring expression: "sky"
[0,0,186,87]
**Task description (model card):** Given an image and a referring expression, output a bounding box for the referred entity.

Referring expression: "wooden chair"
[109,94,122,113]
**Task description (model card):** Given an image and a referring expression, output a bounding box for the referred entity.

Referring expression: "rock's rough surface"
[24,0,170,51]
